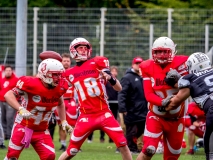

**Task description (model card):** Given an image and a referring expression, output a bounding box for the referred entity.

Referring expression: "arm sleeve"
[143,76,163,107]
[118,76,130,113]
[15,76,33,92]
[140,62,163,107]
[94,56,110,70]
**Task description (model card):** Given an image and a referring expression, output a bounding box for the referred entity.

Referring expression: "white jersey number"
[31,106,56,125]
[204,75,213,92]
[74,77,101,101]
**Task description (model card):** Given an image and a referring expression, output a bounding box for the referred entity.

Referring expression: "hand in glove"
[164,68,181,87]
[61,120,73,134]
[158,95,174,112]
[18,107,32,119]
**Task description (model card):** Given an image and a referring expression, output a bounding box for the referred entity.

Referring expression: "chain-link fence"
[0,8,213,78]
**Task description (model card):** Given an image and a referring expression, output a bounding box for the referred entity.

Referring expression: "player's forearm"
[145,92,162,106]
[166,89,190,111]
[4,90,21,110]
[112,79,122,91]
[57,98,66,122]
[143,79,162,106]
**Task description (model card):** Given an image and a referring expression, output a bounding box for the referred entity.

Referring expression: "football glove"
[61,120,73,134]
[164,68,181,87]
[158,95,174,112]
[18,107,32,119]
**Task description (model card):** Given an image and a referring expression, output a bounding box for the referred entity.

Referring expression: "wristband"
[108,76,117,86]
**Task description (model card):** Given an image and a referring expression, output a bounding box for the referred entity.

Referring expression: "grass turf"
[0,127,206,160]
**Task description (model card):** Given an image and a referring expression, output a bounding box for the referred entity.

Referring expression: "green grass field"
[0,127,206,160]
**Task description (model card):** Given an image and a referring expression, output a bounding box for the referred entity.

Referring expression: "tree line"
[1,0,213,8]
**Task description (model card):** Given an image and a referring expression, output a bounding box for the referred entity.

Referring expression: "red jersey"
[64,56,110,114]
[187,102,205,121]
[0,73,18,101]
[63,87,73,99]
[140,55,188,118]
[14,76,69,131]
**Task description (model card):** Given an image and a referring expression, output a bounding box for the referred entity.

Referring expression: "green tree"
[1,0,213,8]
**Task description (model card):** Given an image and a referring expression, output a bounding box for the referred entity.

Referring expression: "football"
[39,51,62,62]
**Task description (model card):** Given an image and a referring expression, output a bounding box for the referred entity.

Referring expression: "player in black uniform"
[164,52,213,160]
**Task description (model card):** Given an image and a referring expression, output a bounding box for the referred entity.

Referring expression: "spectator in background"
[118,57,148,154]
[0,65,18,141]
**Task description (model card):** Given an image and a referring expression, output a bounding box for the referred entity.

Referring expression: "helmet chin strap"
[75,52,87,61]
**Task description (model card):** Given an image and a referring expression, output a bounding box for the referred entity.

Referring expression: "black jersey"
[178,67,213,108]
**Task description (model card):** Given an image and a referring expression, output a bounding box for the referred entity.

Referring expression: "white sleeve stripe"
[143,77,150,80]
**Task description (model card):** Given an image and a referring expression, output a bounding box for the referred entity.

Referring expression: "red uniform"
[0,73,18,101]
[64,56,126,155]
[140,55,188,159]
[6,76,68,160]
[55,86,78,126]
[185,102,205,138]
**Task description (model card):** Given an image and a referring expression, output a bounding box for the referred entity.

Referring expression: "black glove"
[158,106,166,112]
[104,70,116,86]
[164,68,181,87]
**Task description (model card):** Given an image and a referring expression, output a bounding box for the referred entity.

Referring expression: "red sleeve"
[188,102,205,118]
[173,55,189,76]
[140,60,162,106]
[64,68,73,86]
[93,56,110,70]
[15,76,34,92]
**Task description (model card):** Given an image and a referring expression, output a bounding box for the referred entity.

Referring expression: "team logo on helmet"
[41,63,47,73]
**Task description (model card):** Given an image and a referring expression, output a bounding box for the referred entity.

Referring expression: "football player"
[52,53,79,151]
[165,52,212,160]
[136,37,188,160]
[58,37,132,160]
[185,102,205,155]
[3,58,73,160]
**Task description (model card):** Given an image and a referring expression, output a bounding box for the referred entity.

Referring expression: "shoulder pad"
[172,55,188,67]
[93,56,109,69]
[178,74,192,88]
[16,76,34,90]
[139,59,154,76]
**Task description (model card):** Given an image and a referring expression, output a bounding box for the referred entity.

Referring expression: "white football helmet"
[69,37,92,61]
[152,37,177,64]
[38,58,65,86]
[186,52,211,74]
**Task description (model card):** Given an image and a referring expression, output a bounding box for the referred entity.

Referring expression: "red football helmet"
[152,37,177,64]
[69,37,92,61]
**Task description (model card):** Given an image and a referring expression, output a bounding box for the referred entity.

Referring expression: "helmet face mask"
[69,38,92,61]
[152,48,173,64]
[38,58,64,87]
[152,37,176,64]
[186,52,211,74]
